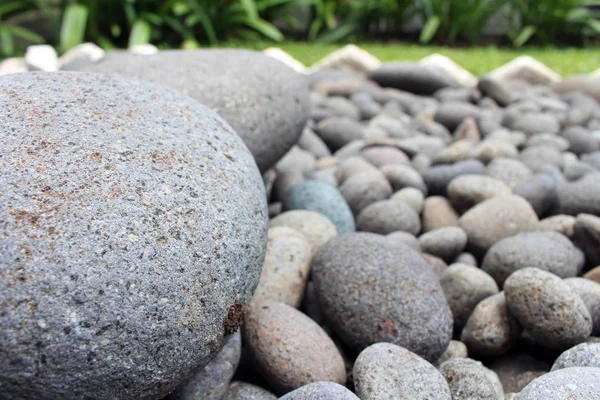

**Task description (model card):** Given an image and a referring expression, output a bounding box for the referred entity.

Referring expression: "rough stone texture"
[422,196,459,232]
[354,343,451,400]
[447,175,512,211]
[419,227,467,262]
[312,233,453,361]
[504,268,592,349]
[572,213,600,267]
[461,293,522,356]
[565,278,600,336]
[253,227,312,308]
[370,62,454,95]
[0,72,268,399]
[459,195,539,256]
[440,358,499,400]
[169,332,241,400]
[440,264,499,329]
[423,253,449,276]
[423,160,488,196]
[552,343,600,371]
[223,382,277,400]
[490,354,548,393]
[278,382,359,400]
[339,171,393,215]
[270,211,337,252]
[516,367,600,400]
[243,301,346,395]
[283,180,355,234]
[482,231,584,286]
[81,49,310,172]
[434,341,469,368]
[357,200,421,236]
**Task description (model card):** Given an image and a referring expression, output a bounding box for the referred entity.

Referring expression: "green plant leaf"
[240,0,259,19]
[420,15,440,43]
[97,36,115,50]
[308,19,322,41]
[187,0,218,44]
[566,7,591,22]
[3,23,45,43]
[235,16,284,41]
[0,26,14,56]
[513,25,536,47]
[316,21,355,42]
[128,19,152,48]
[60,4,89,52]
[587,18,600,33]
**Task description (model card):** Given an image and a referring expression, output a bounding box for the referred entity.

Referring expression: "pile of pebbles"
[2,50,600,400]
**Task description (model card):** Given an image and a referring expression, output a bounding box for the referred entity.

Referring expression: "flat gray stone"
[354,343,451,399]
[370,62,454,95]
[81,49,310,172]
[0,72,268,399]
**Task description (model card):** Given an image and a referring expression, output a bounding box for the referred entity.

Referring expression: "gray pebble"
[419,227,467,262]
[278,382,359,400]
[478,76,513,106]
[516,367,600,400]
[519,145,563,171]
[270,210,337,252]
[461,293,522,356]
[224,382,277,400]
[423,253,449,276]
[455,252,478,266]
[434,101,481,131]
[440,264,499,329]
[572,213,600,266]
[357,200,421,235]
[354,343,451,400]
[487,158,533,189]
[440,358,499,400]
[339,171,393,215]
[509,113,560,136]
[423,196,459,232]
[504,268,592,349]
[537,215,576,237]
[312,233,452,361]
[553,173,600,215]
[315,117,364,151]
[361,146,410,168]
[482,231,584,286]
[552,343,600,370]
[243,301,346,394]
[390,187,425,214]
[297,127,331,158]
[381,164,428,194]
[448,175,512,211]
[423,160,488,196]
[565,278,600,335]
[434,340,469,367]
[385,231,421,252]
[562,126,599,155]
[370,62,454,95]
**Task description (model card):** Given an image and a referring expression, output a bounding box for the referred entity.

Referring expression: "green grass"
[222,40,600,76]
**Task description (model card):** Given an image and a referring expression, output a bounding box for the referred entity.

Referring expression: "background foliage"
[1,0,599,59]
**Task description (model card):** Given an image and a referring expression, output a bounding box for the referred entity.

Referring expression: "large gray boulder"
[0,72,268,399]
[79,49,310,172]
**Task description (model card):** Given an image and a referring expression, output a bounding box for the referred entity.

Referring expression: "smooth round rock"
[339,171,393,215]
[283,180,355,234]
[482,231,584,286]
[279,382,359,400]
[357,200,421,235]
[456,252,478,266]
[82,49,310,172]
[572,213,600,267]
[434,101,481,131]
[312,233,453,361]
[385,231,421,252]
[370,62,454,95]
[353,343,451,400]
[487,158,533,189]
[552,343,600,371]
[440,358,499,400]
[562,126,599,155]
[504,268,592,349]
[459,195,539,256]
[513,173,556,217]
[538,215,576,237]
[315,117,364,151]
[381,164,428,194]
[461,293,522,356]
[419,227,467,262]
[253,227,312,308]
[422,196,459,232]
[423,160,488,196]
[0,72,268,399]
[516,367,600,400]
[510,113,560,136]
[361,146,410,168]
[276,146,316,176]
[478,76,512,106]
[448,175,512,211]
[243,301,346,395]
[297,127,331,158]
[270,211,337,252]
[519,145,563,171]
[224,382,276,400]
[390,187,425,214]
[170,332,241,400]
[440,264,499,329]
[470,140,519,164]
[434,340,469,367]
[565,278,600,335]
[335,156,379,184]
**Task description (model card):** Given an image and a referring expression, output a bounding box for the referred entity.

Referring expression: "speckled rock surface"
[243,301,346,395]
[353,343,451,399]
[490,353,548,393]
[482,231,584,286]
[551,343,600,370]
[269,210,337,252]
[390,187,425,214]
[440,358,499,400]
[516,367,600,400]
[356,199,421,235]
[81,49,310,172]
[312,233,452,361]
[565,278,600,335]
[283,180,355,234]
[169,332,242,400]
[385,231,421,252]
[223,382,277,400]
[440,264,499,329]
[278,382,359,400]
[459,195,539,256]
[553,173,600,216]
[253,227,312,308]
[0,72,268,399]
[419,227,467,262]
[434,340,469,367]
[461,293,522,356]
[504,268,592,349]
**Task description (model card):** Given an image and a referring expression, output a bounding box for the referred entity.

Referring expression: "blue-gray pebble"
[284,180,355,234]
[0,72,268,399]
